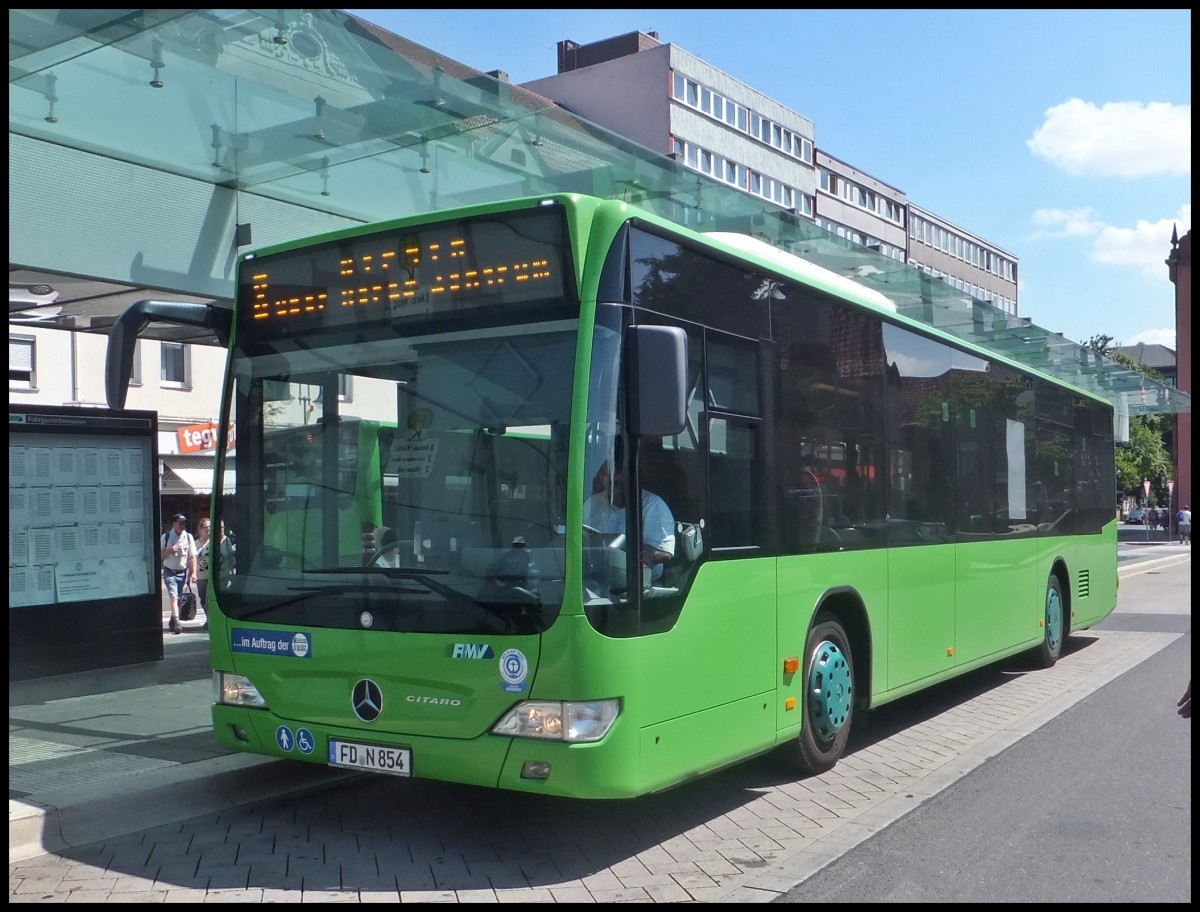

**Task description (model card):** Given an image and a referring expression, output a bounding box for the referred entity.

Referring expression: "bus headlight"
[213,670,269,709]
[492,699,619,743]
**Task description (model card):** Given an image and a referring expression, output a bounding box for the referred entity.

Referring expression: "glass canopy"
[8,8,1187,417]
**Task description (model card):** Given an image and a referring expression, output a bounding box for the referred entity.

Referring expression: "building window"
[10,336,36,389]
[711,92,725,120]
[161,342,190,389]
[129,339,143,386]
[797,136,813,164]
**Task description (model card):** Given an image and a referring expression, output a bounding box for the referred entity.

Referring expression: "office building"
[524,30,1019,316]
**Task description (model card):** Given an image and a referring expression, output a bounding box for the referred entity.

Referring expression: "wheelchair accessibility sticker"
[295,728,315,754]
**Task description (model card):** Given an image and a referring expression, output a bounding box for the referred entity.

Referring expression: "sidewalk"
[1117,536,1192,565]
[9,545,1190,864]
[9,609,356,863]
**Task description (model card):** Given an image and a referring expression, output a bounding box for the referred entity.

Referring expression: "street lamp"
[1143,478,1151,542]
[1168,479,1175,542]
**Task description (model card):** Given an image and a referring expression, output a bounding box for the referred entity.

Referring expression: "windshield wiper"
[234,571,484,621]
[235,583,390,619]
[301,566,450,577]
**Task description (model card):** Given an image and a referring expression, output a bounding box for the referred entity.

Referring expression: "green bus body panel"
[637,693,777,789]
[617,558,780,791]
[885,545,957,689]
[953,537,1041,666]
[632,558,777,723]
[209,526,1117,798]
[1067,525,1120,629]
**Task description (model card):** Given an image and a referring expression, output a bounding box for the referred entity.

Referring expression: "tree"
[1087,333,1115,357]
[1115,414,1173,502]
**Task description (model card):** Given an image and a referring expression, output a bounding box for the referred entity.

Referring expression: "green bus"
[106,193,1117,798]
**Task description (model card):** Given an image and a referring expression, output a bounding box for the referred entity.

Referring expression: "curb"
[9,755,361,863]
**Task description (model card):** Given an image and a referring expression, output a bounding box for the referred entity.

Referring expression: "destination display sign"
[236,204,570,338]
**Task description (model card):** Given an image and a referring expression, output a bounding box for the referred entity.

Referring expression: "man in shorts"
[161,513,197,633]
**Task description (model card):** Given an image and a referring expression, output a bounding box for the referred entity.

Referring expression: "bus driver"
[583,460,675,583]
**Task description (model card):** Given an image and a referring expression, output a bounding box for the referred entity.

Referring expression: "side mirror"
[105,300,233,410]
[627,325,686,437]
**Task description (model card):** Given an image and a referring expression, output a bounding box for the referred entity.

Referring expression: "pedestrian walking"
[195,517,212,606]
[160,513,197,634]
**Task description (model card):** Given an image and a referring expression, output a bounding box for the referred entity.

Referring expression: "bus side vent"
[1077,569,1090,599]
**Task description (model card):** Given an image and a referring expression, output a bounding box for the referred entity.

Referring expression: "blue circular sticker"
[276,726,295,752]
[295,728,315,754]
[499,648,528,694]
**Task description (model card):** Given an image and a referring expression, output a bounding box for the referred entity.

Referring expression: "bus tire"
[1032,572,1065,669]
[790,614,855,776]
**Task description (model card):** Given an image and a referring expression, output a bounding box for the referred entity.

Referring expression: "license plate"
[328,739,411,776]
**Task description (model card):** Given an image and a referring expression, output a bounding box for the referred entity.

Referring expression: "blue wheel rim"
[808,638,852,741]
[1046,585,1063,653]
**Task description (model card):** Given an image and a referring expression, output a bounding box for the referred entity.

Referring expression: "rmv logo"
[451,643,494,659]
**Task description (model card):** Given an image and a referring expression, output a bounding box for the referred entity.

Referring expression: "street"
[775,557,1191,903]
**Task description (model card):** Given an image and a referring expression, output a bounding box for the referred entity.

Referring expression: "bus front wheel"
[789,614,855,776]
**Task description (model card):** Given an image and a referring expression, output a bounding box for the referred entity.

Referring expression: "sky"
[345,9,1190,352]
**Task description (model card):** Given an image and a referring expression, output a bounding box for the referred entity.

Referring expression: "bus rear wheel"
[789,615,855,776]
[1032,572,1065,669]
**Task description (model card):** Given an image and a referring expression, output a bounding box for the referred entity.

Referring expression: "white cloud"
[1126,327,1176,349]
[1027,99,1190,177]
[1091,205,1191,276]
[1030,207,1106,238]
[1030,204,1190,276]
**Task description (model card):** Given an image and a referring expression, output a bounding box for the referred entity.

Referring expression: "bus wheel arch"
[785,591,868,777]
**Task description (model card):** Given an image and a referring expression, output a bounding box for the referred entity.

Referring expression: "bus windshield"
[220,318,576,635]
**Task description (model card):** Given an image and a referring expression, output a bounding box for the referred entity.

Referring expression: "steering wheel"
[365,546,401,568]
[505,585,539,605]
[583,523,607,547]
[261,545,304,570]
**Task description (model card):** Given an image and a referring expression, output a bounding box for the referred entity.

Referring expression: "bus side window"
[707,417,758,548]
